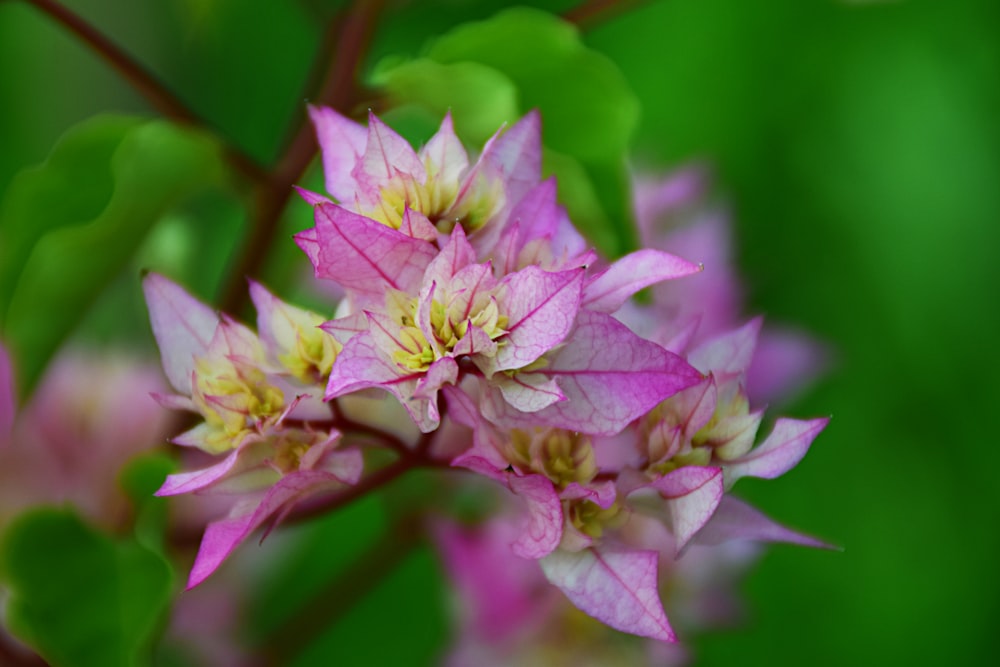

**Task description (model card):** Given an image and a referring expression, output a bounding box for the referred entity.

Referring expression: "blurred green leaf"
[119,453,177,554]
[376,6,640,255]
[0,508,174,667]
[426,7,639,161]
[373,58,520,141]
[0,116,227,398]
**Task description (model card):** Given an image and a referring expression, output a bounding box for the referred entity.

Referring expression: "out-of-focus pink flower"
[435,514,761,666]
[632,166,829,405]
[143,274,361,588]
[0,344,172,529]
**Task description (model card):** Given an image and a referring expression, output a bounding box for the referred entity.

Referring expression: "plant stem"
[218,0,386,315]
[259,512,423,663]
[20,0,269,186]
[563,0,649,30]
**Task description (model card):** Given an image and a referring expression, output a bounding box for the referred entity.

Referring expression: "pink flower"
[143,274,361,587]
[0,343,172,529]
[298,111,704,434]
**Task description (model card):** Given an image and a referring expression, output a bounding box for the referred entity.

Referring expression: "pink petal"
[495,372,565,413]
[645,466,724,552]
[723,416,828,485]
[527,310,703,435]
[540,547,676,642]
[747,327,830,405]
[319,311,369,346]
[0,342,15,440]
[424,224,477,286]
[309,105,368,202]
[293,185,332,207]
[326,331,440,432]
[143,273,220,393]
[156,449,242,496]
[693,496,835,550]
[688,317,762,379]
[399,207,439,242]
[358,111,425,186]
[187,470,347,588]
[561,479,617,509]
[325,330,405,398]
[509,474,563,559]
[495,267,584,371]
[421,112,469,186]
[432,521,543,643]
[582,249,703,314]
[298,203,436,295]
[484,109,542,206]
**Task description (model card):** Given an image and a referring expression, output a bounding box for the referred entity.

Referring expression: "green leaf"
[1,508,174,667]
[119,453,177,555]
[426,7,639,162]
[0,116,228,397]
[373,58,520,143]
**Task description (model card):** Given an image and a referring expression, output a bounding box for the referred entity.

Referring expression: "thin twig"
[219,0,386,315]
[259,513,423,663]
[20,0,269,186]
[563,0,649,30]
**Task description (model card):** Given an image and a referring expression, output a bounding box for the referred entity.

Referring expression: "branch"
[219,0,386,315]
[20,0,269,186]
[563,0,650,31]
[259,513,423,663]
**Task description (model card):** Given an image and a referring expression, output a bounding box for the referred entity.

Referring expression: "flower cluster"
[146,109,828,643]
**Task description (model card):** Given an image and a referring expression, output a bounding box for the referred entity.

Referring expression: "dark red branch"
[219,0,385,315]
[21,0,269,186]
[563,0,649,30]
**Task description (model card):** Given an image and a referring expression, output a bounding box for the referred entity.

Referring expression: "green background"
[1,0,997,664]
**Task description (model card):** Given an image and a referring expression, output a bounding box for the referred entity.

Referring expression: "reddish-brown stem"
[20,0,269,186]
[259,512,423,663]
[563,0,649,30]
[219,0,386,315]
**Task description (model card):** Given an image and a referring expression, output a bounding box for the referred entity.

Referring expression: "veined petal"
[156,448,242,496]
[643,466,724,553]
[688,317,762,378]
[421,111,469,187]
[293,185,332,207]
[143,273,220,394]
[320,311,369,347]
[299,203,436,295]
[495,267,584,371]
[424,224,477,286]
[187,470,348,588]
[325,330,405,399]
[692,495,835,550]
[527,310,703,435]
[582,249,703,314]
[358,111,425,187]
[722,416,828,486]
[494,372,565,413]
[309,105,368,202]
[561,479,617,510]
[540,547,675,642]
[484,109,542,206]
[509,474,563,559]
[399,206,438,242]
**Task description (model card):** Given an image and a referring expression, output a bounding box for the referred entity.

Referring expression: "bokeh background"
[1,0,998,665]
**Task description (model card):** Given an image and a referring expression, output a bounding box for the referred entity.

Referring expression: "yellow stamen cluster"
[568,498,626,539]
[277,314,341,384]
[363,167,503,234]
[506,428,597,488]
[391,294,508,372]
[192,356,284,454]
